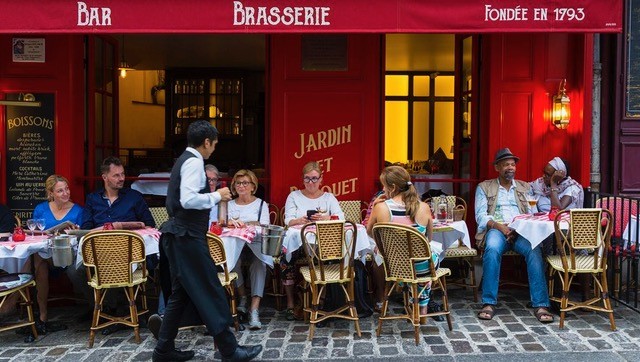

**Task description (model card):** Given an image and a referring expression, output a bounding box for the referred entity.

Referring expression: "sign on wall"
[5,93,55,220]
[12,38,45,63]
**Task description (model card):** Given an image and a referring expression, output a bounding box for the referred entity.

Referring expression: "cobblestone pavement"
[1,288,640,362]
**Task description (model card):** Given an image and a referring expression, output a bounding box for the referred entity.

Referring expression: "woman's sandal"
[534,307,554,323]
[477,304,496,320]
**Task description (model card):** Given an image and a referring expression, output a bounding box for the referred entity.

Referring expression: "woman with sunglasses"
[226,169,270,330]
[281,161,344,320]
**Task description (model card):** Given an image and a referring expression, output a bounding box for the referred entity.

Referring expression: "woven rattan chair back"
[301,220,357,281]
[149,207,169,227]
[81,230,146,286]
[206,232,228,266]
[372,222,434,282]
[554,208,612,271]
[338,200,362,224]
[268,203,280,226]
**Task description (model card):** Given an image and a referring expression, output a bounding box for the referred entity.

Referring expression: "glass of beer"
[526,194,539,213]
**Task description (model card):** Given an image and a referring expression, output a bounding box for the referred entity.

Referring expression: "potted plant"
[151,70,166,104]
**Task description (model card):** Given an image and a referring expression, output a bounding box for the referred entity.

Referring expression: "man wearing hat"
[474,148,553,323]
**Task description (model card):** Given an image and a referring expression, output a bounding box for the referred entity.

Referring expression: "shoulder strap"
[257,199,264,222]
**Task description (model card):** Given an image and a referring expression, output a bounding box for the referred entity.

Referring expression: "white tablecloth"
[432,220,471,261]
[509,214,569,249]
[0,235,51,273]
[221,227,274,271]
[75,229,160,269]
[622,215,638,249]
[282,224,372,263]
[131,172,170,196]
[410,174,453,197]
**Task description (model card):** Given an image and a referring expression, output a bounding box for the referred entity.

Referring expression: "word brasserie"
[233,1,330,26]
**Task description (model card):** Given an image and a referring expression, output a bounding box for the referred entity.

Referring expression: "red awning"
[0,0,623,34]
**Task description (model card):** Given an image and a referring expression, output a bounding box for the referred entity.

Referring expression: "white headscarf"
[548,157,566,173]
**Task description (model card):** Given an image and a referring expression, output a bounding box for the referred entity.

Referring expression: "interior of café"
[116,33,468,203]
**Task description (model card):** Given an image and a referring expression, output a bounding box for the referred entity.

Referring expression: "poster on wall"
[12,38,45,63]
[5,93,55,220]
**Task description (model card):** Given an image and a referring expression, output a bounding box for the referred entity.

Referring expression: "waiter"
[151,120,262,362]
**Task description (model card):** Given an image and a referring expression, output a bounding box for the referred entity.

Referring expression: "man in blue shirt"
[474,148,553,323]
[81,157,155,229]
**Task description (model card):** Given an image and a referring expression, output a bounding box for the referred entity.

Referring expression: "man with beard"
[474,148,553,324]
[81,156,155,229]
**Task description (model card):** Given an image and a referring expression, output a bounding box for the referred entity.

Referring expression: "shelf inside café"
[132,100,165,106]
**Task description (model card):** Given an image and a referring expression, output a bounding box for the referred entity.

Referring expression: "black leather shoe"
[428,301,445,322]
[152,348,195,362]
[221,345,262,362]
[148,314,162,340]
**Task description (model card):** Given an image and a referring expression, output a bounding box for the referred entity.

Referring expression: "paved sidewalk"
[1,288,639,361]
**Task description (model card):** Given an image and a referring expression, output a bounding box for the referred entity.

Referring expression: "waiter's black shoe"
[221,345,262,362]
[152,348,195,362]
[148,314,162,340]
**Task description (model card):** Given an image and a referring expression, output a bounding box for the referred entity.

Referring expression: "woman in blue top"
[29,174,82,334]
[32,175,83,229]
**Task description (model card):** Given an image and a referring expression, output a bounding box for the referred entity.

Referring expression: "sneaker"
[237,296,248,314]
[248,309,262,330]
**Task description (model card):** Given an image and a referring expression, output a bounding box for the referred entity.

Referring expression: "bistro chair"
[264,203,287,310]
[426,196,478,301]
[338,200,363,224]
[81,230,148,347]
[595,197,638,298]
[300,220,361,340]
[372,222,452,345]
[268,203,281,226]
[0,273,38,342]
[546,208,615,330]
[206,232,240,331]
[149,206,169,228]
[14,215,21,228]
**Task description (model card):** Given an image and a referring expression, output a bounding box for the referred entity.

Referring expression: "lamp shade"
[552,79,570,129]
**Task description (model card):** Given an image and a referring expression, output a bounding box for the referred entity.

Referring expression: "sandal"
[285,308,296,321]
[534,307,554,324]
[477,304,496,320]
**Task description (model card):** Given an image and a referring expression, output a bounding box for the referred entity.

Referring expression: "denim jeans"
[481,229,550,308]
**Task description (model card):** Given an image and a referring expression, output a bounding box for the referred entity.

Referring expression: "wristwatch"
[550,188,559,192]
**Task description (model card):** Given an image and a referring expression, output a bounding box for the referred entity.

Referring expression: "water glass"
[446,203,454,223]
[36,218,46,233]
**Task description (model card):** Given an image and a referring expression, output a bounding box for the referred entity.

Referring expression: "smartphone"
[306,210,318,219]
[0,236,9,242]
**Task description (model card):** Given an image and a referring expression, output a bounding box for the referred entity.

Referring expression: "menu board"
[5,93,55,220]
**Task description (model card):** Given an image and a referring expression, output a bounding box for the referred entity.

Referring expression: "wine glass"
[316,202,328,217]
[526,194,539,213]
[36,219,46,234]
[26,219,36,236]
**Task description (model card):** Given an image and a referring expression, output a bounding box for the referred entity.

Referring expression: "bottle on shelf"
[174,122,182,135]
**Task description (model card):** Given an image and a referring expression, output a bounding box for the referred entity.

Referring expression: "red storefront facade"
[0,1,623,215]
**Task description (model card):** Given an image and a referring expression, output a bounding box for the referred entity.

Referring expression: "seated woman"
[530,157,584,213]
[227,169,270,330]
[281,161,344,321]
[29,174,82,333]
[366,165,436,319]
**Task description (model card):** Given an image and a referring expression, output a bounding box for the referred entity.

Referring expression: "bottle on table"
[218,180,228,226]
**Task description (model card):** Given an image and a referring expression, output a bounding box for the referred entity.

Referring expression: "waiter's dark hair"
[187,120,218,147]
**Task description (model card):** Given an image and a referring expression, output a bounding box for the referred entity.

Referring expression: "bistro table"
[220,225,273,270]
[509,212,570,249]
[431,220,471,261]
[282,223,372,263]
[0,235,51,273]
[131,172,170,196]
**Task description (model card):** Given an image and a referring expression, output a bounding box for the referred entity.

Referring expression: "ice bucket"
[259,225,285,257]
[49,235,74,267]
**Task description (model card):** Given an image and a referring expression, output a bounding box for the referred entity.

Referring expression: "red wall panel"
[269,34,382,207]
[0,34,86,205]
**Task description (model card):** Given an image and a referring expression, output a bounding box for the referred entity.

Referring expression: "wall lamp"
[552,79,570,129]
[0,93,41,107]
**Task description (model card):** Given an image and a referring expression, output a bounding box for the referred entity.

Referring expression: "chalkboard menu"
[5,93,55,220]
[626,0,640,117]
